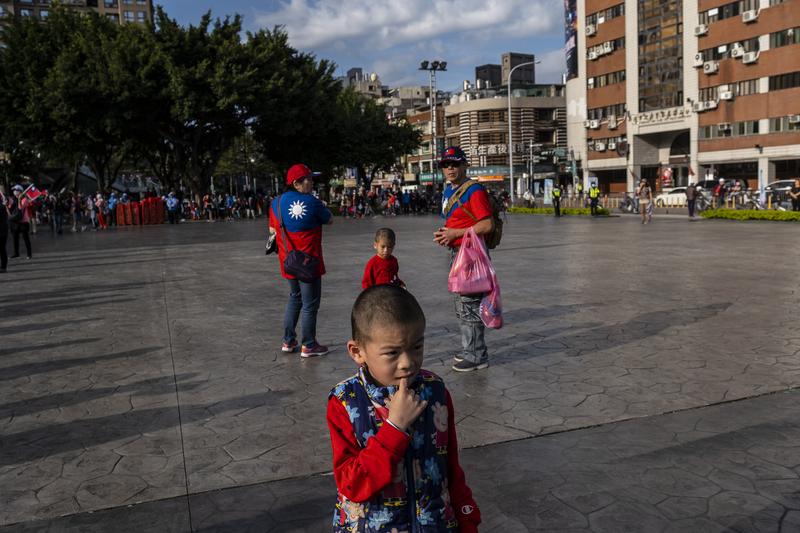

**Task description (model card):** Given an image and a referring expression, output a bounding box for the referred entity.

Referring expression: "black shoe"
[10,255,19,259]
[453,354,464,363]
[452,359,489,372]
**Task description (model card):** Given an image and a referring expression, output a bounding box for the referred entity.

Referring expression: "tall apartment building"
[502,52,537,85]
[0,0,154,24]
[565,0,800,193]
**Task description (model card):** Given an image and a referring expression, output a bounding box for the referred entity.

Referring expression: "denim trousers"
[450,248,488,364]
[283,277,321,347]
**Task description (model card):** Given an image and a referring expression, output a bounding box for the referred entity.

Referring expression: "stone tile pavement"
[1,213,799,531]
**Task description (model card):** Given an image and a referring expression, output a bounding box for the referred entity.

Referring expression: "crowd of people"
[331,187,443,218]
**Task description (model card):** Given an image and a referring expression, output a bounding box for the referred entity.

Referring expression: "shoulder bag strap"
[444,181,476,217]
[277,195,296,252]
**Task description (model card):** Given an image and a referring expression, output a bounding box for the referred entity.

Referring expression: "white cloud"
[535,48,567,83]
[255,0,563,50]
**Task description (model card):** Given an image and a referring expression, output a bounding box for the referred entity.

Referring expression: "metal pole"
[431,70,437,188]
[428,72,434,187]
[507,60,540,204]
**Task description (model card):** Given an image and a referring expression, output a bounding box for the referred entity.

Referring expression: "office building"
[0,0,154,24]
[565,0,800,193]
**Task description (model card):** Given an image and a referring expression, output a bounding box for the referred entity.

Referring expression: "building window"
[123,10,133,21]
[700,37,759,61]
[699,120,760,139]
[105,0,118,7]
[769,0,785,5]
[587,3,625,26]
[770,116,800,132]
[19,8,34,16]
[476,110,506,123]
[446,116,459,128]
[106,13,119,21]
[136,11,146,22]
[699,0,758,25]
[770,27,800,49]
[638,0,683,112]
[136,0,147,4]
[0,6,6,16]
[18,0,33,4]
[123,0,133,3]
[587,103,627,120]
[769,71,800,91]
[40,9,49,19]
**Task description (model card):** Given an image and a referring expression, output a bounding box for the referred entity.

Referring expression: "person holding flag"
[9,184,32,259]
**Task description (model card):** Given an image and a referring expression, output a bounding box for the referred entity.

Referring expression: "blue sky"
[159,0,567,93]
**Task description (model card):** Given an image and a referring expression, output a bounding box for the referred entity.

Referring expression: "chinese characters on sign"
[466,144,532,156]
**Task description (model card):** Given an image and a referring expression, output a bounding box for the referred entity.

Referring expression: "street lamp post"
[507,60,540,204]
[419,60,447,187]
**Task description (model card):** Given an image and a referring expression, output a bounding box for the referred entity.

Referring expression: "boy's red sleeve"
[361,257,375,290]
[446,390,481,532]
[327,396,410,502]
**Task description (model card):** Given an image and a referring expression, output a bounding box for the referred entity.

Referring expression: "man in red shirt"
[361,227,404,289]
[434,147,495,372]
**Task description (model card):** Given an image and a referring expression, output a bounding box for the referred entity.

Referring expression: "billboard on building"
[564,0,578,80]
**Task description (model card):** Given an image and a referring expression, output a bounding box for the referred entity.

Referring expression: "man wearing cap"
[268,164,333,358]
[434,146,495,372]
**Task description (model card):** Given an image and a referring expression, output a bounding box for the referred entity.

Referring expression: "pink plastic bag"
[480,269,503,329]
[448,228,493,295]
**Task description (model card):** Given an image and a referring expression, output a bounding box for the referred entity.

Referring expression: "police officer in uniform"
[589,182,601,216]
[552,182,562,217]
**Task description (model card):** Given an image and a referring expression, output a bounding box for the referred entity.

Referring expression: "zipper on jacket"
[405,448,418,533]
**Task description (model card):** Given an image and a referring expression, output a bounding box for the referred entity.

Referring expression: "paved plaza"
[1,213,799,532]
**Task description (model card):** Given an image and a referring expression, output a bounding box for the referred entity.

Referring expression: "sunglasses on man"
[439,161,463,169]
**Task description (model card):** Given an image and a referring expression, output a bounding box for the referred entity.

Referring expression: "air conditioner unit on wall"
[703,61,719,74]
[588,50,598,61]
[789,115,800,124]
[717,122,731,133]
[586,24,597,36]
[692,101,705,112]
[742,9,758,23]
[694,24,709,36]
[742,51,759,64]
[608,142,617,150]
[595,142,607,151]
[693,53,705,68]
[603,41,613,53]
[719,90,734,101]
[607,115,618,129]
[704,100,718,110]
[730,44,744,58]
[589,119,600,129]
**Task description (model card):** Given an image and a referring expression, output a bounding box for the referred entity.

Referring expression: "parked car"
[655,187,687,207]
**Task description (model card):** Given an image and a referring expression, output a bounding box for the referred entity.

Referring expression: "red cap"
[286,164,314,186]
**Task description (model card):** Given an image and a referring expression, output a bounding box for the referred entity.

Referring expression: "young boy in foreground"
[327,285,480,531]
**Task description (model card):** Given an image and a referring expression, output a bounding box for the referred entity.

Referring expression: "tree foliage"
[0,7,421,195]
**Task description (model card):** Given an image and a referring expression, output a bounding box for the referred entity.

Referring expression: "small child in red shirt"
[361,227,404,290]
[328,285,480,531]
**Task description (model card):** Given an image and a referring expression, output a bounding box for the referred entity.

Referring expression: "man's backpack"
[443,181,503,249]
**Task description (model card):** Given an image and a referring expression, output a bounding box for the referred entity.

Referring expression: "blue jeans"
[450,249,489,364]
[283,277,321,347]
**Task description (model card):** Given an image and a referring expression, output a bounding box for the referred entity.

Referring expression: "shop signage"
[630,106,692,126]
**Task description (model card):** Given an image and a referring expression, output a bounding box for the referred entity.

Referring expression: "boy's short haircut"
[352,285,425,343]
[374,228,396,244]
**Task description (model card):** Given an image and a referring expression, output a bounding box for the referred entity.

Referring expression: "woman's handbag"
[277,195,320,282]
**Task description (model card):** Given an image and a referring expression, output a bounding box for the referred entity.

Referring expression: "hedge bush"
[700,209,800,222]
[509,207,610,216]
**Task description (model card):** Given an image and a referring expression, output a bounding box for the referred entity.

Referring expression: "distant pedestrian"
[166,192,179,224]
[362,228,404,290]
[0,188,9,272]
[552,183,562,217]
[686,181,698,219]
[268,164,333,358]
[636,179,652,224]
[713,178,727,209]
[588,183,601,216]
[790,178,800,211]
[9,185,32,259]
